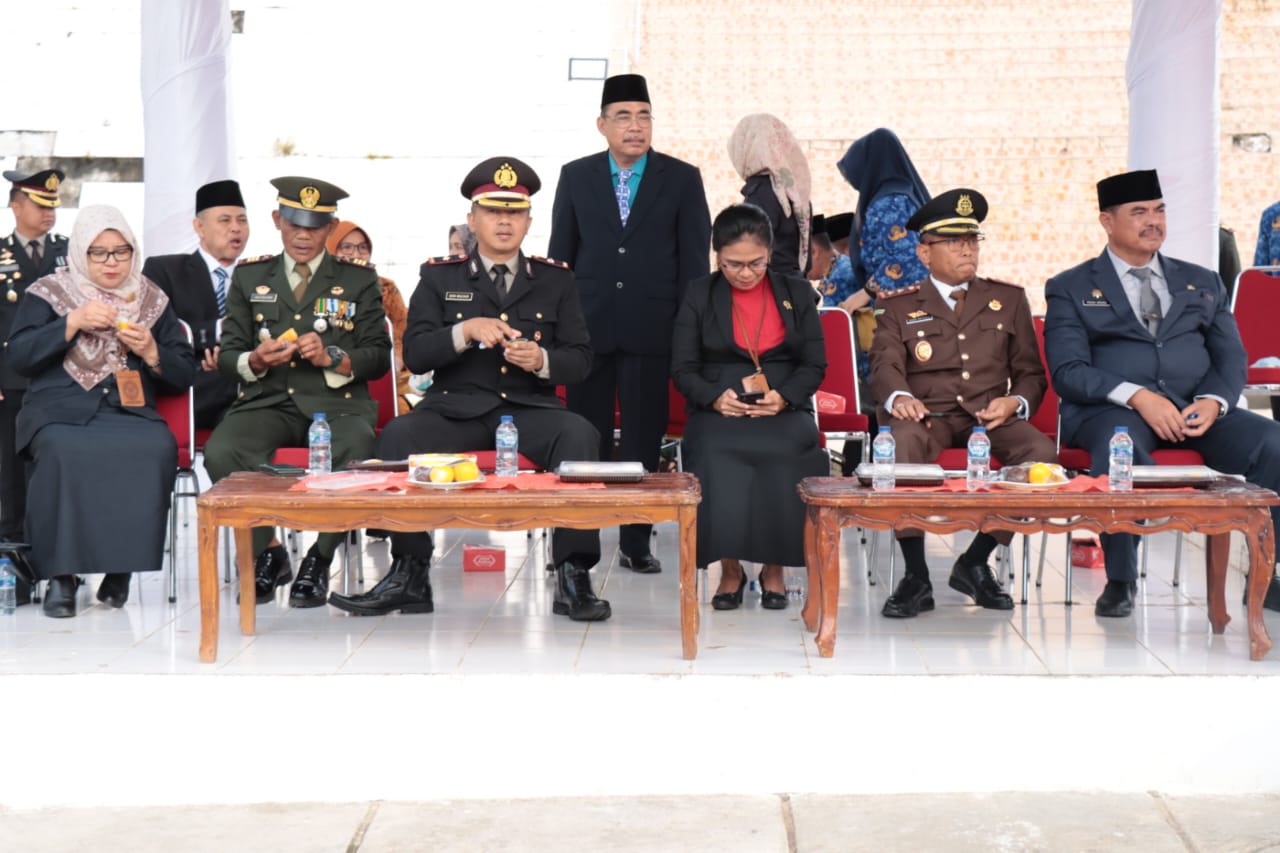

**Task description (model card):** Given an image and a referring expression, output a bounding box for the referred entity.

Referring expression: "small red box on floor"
[1071,536,1106,569]
[463,545,506,572]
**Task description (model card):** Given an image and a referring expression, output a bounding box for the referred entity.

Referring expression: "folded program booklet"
[853,463,945,486]
[556,461,647,482]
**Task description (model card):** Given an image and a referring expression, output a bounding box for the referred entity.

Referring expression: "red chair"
[816,308,871,467]
[157,320,197,603]
[1231,266,1280,398]
[662,380,689,471]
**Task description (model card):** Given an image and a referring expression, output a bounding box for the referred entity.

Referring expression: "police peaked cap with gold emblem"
[906,188,987,236]
[460,157,541,210]
[4,168,65,208]
[270,176,348,227]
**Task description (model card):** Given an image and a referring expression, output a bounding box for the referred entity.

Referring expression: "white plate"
[988,478,1071,491]
[405,472,487,490]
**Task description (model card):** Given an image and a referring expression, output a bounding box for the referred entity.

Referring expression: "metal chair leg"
[1020,533,1031,604]
[1172,531,1184,586]
[1139,533,1148,579]
[887,536,897,590]
[1036,531,1048,587]
[1064,534,1073,605]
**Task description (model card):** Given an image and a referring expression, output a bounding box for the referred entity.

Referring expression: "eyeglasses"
[923,235,984,251]
[603,111,654,128]
[337,241,371,254]
[85,246,134,263]
[720,258,769,275]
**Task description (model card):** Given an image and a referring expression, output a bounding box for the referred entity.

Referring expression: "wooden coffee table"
[797,477,1279,661]
[197,472,701,662]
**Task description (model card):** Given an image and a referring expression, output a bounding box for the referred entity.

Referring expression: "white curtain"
[1126,0,1221,270]
[140,0,234,257]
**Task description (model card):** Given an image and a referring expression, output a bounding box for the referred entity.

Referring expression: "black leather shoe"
[288,549,331,608]
[42,575,78,619]
[711,568,747,611]
[1096,580,1137,617]
[759,570,788,611]
[253,546,293,605]
[553,561,611,621]
[1241,574,1280,612]
[882,575,934,618]
[328,555,433,616]
[619,552,662,574]
[948,553,1014,610]
[96,573,131,608]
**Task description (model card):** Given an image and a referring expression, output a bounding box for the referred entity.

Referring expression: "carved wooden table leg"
[1247,516,1275,661]
[814,509,843,658]
[679,505,698,660]
[801,505,821,633]
[235,527,255,636]
[198,517,219,663]
[1205,531,1231,634]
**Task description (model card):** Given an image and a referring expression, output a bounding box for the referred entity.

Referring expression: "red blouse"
[730,275,786,356]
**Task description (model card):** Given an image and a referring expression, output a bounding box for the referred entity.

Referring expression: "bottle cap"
[973,426,986,432]
[878,425,890,433]
[500,415,514,423]
[1115,426,1128,433]
[314,413,326,420]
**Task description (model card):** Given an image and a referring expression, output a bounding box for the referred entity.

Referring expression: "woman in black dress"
[671,204,828,610]
[9,205,195,617]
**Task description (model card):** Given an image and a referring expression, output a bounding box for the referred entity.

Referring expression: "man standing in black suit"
[142,180,247,429]
[549,73,711,573]
[0,169,68,546]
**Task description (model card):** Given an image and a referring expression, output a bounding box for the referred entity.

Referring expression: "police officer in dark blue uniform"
[327,157,609,622]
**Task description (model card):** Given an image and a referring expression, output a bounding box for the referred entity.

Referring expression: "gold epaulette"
[427,254,468,265]
[880,283,922,299]
[530,255,570,269]
[335,255,376,269]
[237,254,276,266]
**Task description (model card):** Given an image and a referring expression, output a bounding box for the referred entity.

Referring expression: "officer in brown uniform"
[870,188,1056,618]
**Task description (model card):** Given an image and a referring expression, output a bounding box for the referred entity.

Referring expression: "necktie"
[615,169,632,226]
[213,267,228,318]
[293,261,311,303]
[491,263,510,295]
[28,239,41,267]
[1131,267,1161,334]
[950,286,967,316]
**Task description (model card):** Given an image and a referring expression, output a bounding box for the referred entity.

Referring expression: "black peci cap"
[825,212,853,243]
[601,73,650,108]
[1096,169,1162,210]
[195,179,245,214]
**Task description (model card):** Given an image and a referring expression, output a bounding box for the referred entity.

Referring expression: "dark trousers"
[1072,406,1280,582]
[204,403,376,558]
[0,388,27,541]
[565,352,668,557]
[376,404,601,567]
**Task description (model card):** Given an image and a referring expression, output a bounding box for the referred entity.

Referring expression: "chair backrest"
[666,379,688,437]
[817,307,861,412]
[156,319,196,470]
[1029,315,1059,440]
[369,316,399,430]
[1231,267,1280,381]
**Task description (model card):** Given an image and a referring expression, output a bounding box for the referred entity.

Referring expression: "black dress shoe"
[759,571,788,611]
[253,546,293,605]
[1241,574,1280,611]
[553,561,611,621]
[711,567,747,611]
[1096,580,1137,617]
[619,552,662,574]
[948,553,1014,610]
[328,555,434,616]
[288,549,331,608]
[882,575,934,618]
[96,573,131,608]
[42,575,78,619]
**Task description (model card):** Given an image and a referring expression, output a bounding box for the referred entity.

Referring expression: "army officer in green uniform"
[204,177,390,607]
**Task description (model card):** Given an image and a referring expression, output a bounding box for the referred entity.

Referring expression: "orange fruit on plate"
[428,466,455,484]
[452,460,481,482]
[1028,463,1055,484]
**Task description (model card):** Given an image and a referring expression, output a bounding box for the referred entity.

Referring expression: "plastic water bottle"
[1109,425,1134,492]
[967,425,991,491]
[871,426,896,491]
[0,558,16,615]
[308,413,332,475]
[495,415,519,478]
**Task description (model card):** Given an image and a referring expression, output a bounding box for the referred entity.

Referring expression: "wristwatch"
[325,345,347,369]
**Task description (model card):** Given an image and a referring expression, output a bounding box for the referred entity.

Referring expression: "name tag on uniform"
[445,292,473,302]
[250,292,278,303]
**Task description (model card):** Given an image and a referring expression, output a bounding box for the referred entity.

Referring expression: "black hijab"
[837,128,931,285]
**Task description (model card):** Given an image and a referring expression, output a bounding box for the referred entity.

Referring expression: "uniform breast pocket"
[444,301,483,331]
[515,304,557,342]
[250,302,282,336]
[977,313,1015,348]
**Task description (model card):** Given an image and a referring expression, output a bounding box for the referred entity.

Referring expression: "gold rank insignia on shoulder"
[494,162,519,188]
[957,194,974,216]
[988,299,1002,311]
[881,283,921,299]
[238,254,275,265]
[255,285,271,294]
[530,255,569,269]
[336,256,374,269]
[427,255,467,265]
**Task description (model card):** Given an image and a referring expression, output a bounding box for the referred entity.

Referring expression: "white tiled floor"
[2,508,1279,677]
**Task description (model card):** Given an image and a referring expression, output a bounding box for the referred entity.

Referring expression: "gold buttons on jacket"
[961,353,970,361]
[500,313,508,322]
[958,333,966,341]
[962,371,971,380]
[536,312,543,319]
[997,323,1004,330]
[294,314,302,321]
[917,331,925,338]
[288,388,295,395]
[255,313,264,322]
[500,366,508,374]
[344,391,352,399]
[500,392,507,399]
[456,313,463,319]
[956,395,965,403]
[290,361,297,368]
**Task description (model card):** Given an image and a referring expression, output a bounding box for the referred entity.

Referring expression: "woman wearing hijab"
[671,204,828,611]
[728,113,813,281]
[9,205,195,617]
[836,127,931,310]
[325,220,413,412]
[448,223,476,257]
